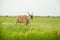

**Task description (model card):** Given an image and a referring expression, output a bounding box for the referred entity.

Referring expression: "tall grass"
[0,16,60,40]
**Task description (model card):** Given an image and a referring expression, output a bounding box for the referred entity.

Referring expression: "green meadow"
[0,16,60,40]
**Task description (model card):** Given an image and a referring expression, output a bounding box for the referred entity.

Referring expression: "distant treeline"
[0,15,60,18]
[0,15,19,17]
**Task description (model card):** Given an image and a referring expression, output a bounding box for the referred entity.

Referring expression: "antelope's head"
[27,12,33,19]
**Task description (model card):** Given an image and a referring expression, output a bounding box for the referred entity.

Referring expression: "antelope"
[16,12,33,25]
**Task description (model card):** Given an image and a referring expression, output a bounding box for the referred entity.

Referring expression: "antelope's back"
[16,16,27,23]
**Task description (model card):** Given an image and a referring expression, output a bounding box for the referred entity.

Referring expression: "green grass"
[0,16,60,40]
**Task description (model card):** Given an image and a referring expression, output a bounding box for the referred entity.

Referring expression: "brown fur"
[16,12,33,25]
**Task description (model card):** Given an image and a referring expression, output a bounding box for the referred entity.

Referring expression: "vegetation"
[0,16,60,40]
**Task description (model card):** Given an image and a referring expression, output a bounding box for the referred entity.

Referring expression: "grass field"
[0,16,60,40]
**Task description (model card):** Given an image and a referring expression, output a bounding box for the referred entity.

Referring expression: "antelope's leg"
[26,19,29,25]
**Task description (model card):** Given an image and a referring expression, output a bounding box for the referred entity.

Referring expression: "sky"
[0,0,60,16]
